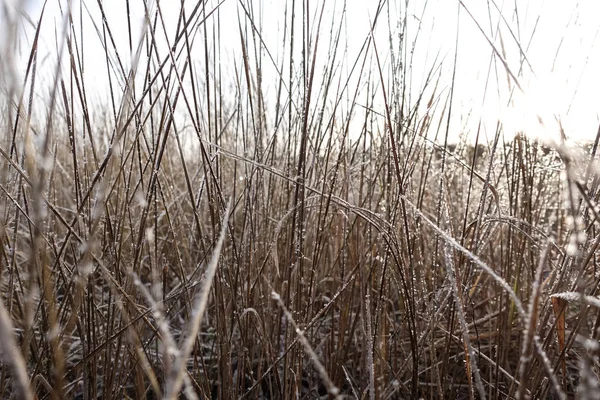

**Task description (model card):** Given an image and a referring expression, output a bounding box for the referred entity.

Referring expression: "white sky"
[2,0,600,145]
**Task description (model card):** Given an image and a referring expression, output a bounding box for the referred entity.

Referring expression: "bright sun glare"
[502,75,574,145]
[494,0,600,144]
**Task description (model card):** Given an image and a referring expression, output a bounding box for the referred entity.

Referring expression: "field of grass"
[1,1,600,399]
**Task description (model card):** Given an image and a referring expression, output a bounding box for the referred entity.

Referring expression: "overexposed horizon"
[2,0,600,146]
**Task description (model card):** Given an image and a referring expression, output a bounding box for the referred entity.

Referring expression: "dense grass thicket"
[1,1,600,399]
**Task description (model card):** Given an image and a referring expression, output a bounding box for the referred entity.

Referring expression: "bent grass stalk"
[165,199,232,399]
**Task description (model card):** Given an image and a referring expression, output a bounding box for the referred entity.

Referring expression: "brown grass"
[1,1,599,399]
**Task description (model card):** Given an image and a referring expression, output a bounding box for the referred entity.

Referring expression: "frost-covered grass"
[1,1,599,399]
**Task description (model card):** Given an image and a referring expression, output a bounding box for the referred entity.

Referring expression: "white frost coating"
[145,227,154,242]
[565,215,575,229]
[551,292,600,309]
[566,240,579,256]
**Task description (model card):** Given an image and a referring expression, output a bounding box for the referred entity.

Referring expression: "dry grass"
[1,1,600,399]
